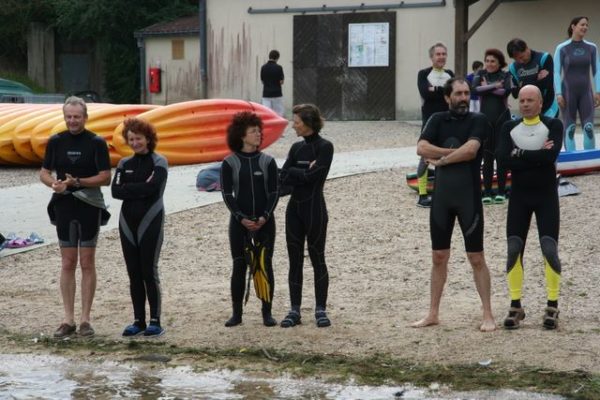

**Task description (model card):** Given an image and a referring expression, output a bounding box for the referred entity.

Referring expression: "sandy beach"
[1,120,600,374]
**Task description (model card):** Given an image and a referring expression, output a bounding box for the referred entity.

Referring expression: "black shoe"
[315,309,331,328]
[225,314,242,327]
[417,196,432,208]
[263,315,277,327]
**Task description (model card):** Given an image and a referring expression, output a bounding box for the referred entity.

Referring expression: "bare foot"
[411,315,439,328]
[480,318,496,332]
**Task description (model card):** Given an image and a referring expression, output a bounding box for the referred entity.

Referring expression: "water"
[0,354,564,399]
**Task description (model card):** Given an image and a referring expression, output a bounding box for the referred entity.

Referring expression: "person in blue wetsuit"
[496,85,563,330]
[221,112,279,327]
[279,104,334,328]
[472,48,512,204]
[112,118,168,337]
[416,42,455,208]
[507,38,559,118]
[554,16,600,151]
[412,78,496,332]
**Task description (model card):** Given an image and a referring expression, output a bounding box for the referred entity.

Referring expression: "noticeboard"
[348,22,389,67]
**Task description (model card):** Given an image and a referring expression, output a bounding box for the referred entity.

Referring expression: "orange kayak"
[112,100,287,165]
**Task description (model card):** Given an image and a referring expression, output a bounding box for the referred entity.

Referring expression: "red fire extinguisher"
[149,67,161,93]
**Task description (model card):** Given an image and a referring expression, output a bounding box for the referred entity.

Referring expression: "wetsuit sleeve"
[286,140,334,184]
[592,43,600,92]
[468,115,489,144]
[94,137,111,172]
[496,120,517,169]
[220,159,247,222]
[417,68,443,101]
[111,162,168,200]
[508,63,520,99]
[539,53,555,94]
[418,113,440,143]
[262,158,279,220]
[280,144,299,186]
[42,136,57,170]
[553,46,564,96]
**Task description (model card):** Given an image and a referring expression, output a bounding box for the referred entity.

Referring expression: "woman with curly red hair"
[112,118,168,337]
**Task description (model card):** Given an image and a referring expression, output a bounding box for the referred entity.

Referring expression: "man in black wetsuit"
[507,38,559,118]
[412,78,496,332]
[496,85,563,330]
[40,96,111,338]
[416,42,454,208]
[279,104,334,328]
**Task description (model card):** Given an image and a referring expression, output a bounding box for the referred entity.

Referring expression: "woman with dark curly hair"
[473,48,512,205]
[221,111,279,327]
[112,118,168,337]
[279,104,334,328]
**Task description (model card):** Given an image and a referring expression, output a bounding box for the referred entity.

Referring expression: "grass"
[1,332,599,399]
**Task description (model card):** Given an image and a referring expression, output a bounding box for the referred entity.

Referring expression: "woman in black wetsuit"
[221,112,279,327]
[112,118,168,337]
[473,48,512,205]
[279,104,334,328]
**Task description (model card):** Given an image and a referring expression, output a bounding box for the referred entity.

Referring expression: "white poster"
[348,22,389,67]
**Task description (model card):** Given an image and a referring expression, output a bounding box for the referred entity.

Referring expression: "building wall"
[144,36,200,104]
[203,0,599,119]
[27,23,56,92]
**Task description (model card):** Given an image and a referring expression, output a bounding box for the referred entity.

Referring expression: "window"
[172,39,184,60]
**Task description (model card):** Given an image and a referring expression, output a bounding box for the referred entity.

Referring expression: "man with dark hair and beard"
[411,78,496,332]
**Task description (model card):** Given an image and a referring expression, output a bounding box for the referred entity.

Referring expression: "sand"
[1,120,599,373]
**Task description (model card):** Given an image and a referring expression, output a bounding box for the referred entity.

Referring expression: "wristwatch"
[74,177,81,188]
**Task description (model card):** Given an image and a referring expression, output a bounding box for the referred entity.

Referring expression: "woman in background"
[554,16,600,151]
[473,48,512,204]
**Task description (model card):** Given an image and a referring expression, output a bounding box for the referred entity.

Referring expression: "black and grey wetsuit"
[112,152,168,325]
[497,116,563,305]
[473,68,512,197]
[280,133,334,310]
[43,129,111,248]
[221,151,279,311]
[419,111,489,252]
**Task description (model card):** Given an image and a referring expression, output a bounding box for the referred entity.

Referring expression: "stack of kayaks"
[0,100,288,167]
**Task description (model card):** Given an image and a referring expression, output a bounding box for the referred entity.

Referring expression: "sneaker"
[144,323,165,337]
[78,322,95,337]
[503,307,525,330]
[542,307,559,330]
[482,196,493,205]
[122,323,145,337]
[494,195,506,204]
[416,196,432,208]
[54,323,76,338]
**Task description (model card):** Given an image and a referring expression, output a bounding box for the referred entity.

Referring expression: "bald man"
[496,85,563,330]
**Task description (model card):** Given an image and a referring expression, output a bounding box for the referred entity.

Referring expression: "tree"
[52,0,198,103]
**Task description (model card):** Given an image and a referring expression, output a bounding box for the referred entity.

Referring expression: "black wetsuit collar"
[303,133,321,143]
[448,110,470,120]
[237,150,260,157]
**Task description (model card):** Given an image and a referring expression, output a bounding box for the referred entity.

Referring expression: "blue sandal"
[315,310,331,328]
[280,310,301,328]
